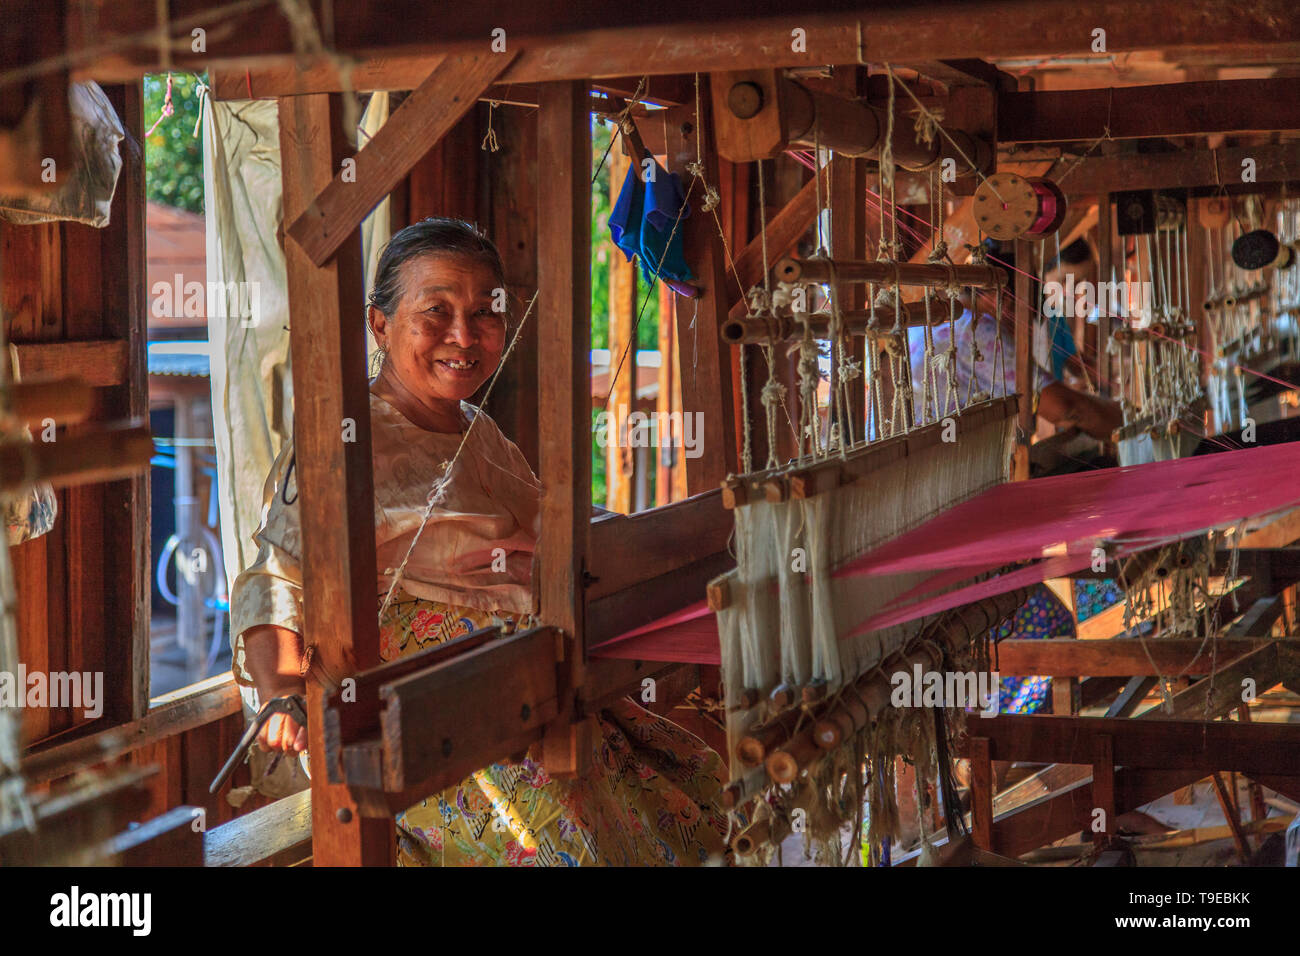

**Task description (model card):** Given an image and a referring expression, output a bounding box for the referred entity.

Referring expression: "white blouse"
[229,391,540,685]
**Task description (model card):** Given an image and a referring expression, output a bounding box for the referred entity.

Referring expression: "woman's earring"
[368,345,388,379]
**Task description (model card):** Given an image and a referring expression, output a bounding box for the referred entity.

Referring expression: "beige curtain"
[203,92,390,795]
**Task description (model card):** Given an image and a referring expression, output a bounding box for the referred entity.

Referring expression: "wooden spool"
[973,172,1067,240]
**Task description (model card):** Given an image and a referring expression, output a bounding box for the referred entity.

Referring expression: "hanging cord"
[592,75,647,186]
[481,100,500,152]
[756,159,787,469]
[884,61,1005,204]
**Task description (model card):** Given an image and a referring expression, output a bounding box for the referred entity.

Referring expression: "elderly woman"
[231,218,729,866]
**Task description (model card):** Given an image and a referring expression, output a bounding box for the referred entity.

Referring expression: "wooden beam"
[1000,79,1300,144]
[968,713,1300,777]
[279,92,391,864]
[105,805,204,866]
[536,79,592,775]
[1138,641,1294,719]
[727,174,818,319]
[969,736,994,851]
[61,2,1300,87]
[1013,237,1032,480]
[994,637,1267,676]
[286,52,517,267]
[376,627,559,793]
[21,676,241,787]
[586,490,730,600]
[10,339,128,387]
[1059,142,1300,198]
[203,789,312,868]
[604,145,636,513]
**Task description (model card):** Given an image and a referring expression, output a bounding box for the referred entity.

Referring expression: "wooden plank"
[999,79,1300,143]
[586,489,730,600]
[286,53,516,267]
[663,94,737,493]
[8,339,127,386]
[1061,143,1300,199]
[279,92,391,864]
[536,79,592,775]
[968,713,1300,777]
[604,146,636,513]
[22,675,241,786]
[1104,675,1156,718]
[586,549,735,649]
[483,102,539,470]
[969,736,994,851]
[1091,733,1114,845]
[203,789,313,868]
[1138,642,1287,720]
[0,767,154,865]
[99,83,151,722]
[105,805,204,866]
[378,626,559,792]
[993,637,1266,676]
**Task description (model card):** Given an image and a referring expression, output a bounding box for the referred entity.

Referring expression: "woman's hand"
[242,624,310,753]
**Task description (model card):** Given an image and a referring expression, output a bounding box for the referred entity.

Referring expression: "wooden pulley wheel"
[1197,196,1231,229]
[973,172,1067,240]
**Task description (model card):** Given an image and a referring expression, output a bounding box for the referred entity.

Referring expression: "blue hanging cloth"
[608,159,693,284]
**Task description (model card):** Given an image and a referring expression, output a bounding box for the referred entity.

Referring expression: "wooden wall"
[3,83,149,746]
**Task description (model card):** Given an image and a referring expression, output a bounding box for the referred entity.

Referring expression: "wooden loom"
[8,1,1300,868]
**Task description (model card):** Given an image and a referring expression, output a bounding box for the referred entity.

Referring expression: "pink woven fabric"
[589,442,1300,663]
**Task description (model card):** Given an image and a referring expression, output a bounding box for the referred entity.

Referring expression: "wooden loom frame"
[7,0,1300,866]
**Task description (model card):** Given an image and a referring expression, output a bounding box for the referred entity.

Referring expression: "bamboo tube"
[759,587,1030,785]
[731,817,773,856]
[736,706,805,766]
[0,422,153,493]
[1204,282,1268,312]
[774,256,1007,289]
[721,299,959,344]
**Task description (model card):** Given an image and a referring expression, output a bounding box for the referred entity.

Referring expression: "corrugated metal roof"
[148,341,211,378]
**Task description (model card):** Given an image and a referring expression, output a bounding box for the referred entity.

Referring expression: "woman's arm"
[241,624,309,752]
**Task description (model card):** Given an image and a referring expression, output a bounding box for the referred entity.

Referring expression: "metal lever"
[209,693,308,794]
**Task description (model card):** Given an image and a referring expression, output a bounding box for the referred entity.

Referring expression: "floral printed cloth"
[385,594,731,867]
[992,584,1075,714]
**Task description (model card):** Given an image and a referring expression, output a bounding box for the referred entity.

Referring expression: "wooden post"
[606,147,636,513]
[969,736,994,851]
[485,104,540,471]
[830,155,867,437]
[663,87,738,494]
[536,80,592,775]
[1096,193,1113,394]
[1013,238,1032,480]
[279,94,392,865]
[1091,733,1114,847]
[656,280,678,506]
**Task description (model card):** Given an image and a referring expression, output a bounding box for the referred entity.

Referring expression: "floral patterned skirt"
[379,593,731,866]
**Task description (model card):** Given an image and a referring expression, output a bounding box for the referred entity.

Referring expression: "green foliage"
[143,73,206,214]
[591,409,607,507]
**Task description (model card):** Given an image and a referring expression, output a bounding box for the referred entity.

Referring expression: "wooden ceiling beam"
[29,1,1300,91]
[994,636,1268,677]
[968,713,1300,777]
[999,78,1300,143]
[285,52,516,267]
[1055,141,1300,197]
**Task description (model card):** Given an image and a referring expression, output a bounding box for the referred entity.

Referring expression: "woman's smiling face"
[369,253,506,405]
